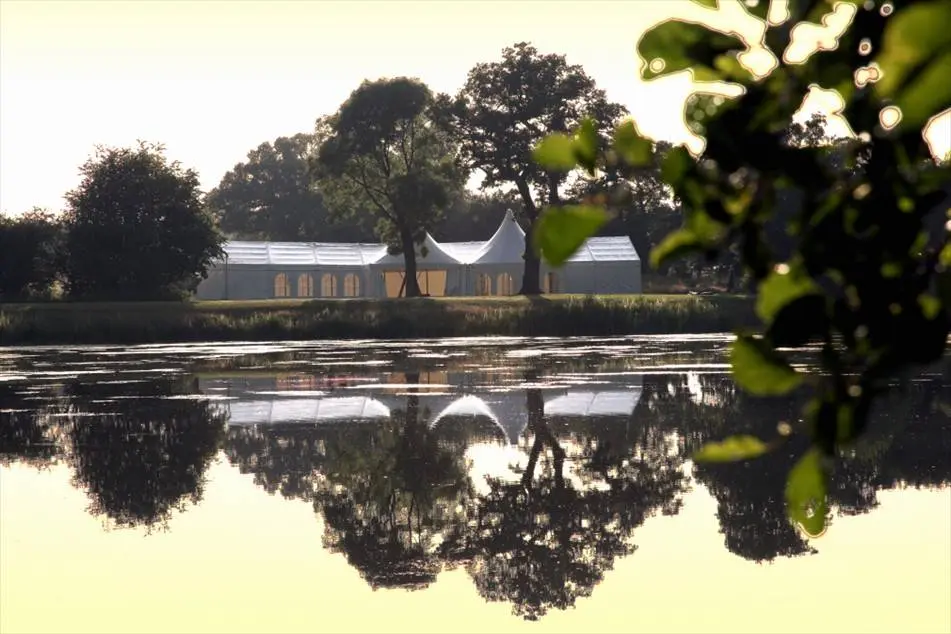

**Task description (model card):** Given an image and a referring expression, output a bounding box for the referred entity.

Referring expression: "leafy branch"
[530,0,951,535]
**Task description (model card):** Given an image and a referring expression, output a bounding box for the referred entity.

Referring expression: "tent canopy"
[469,209,525,265]
[372,233,463,267]
[214,215,638,269]
[223,241,386,267]
[198,212,641,298]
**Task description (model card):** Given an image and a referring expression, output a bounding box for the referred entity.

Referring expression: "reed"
[0,294,757,345]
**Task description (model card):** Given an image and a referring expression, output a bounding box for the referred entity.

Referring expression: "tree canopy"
[206,133,377,242]
[310,77,463,297]
[0,208,62,300]
[435,42,627,294]
[63,141,223,300]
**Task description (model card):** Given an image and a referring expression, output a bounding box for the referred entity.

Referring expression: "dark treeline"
[2,365,947,617]
[1,42,858,302]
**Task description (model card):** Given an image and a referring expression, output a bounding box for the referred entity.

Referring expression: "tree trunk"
[515,177,541,296]
[399,226,422,298]
[523,385,566,489]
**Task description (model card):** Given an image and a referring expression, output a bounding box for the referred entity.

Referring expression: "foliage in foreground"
[531,0,951,535]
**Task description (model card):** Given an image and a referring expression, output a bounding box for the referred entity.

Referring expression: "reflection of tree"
[0,384,62,469]
[224,422,334,501]
[644,374,818,561]
[315,374,474,590]
[829,378,951,513]
[215,362,951,607]
[663,373,951,562]
[65,382,225,530]
[452,380,688,621]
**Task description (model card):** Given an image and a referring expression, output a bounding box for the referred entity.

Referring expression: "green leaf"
[756,264,821,323]
[941,242,951,268]
[888,51,951,129]
[691,0,718,7]
[873,1,951,127]
[572,118,599,173]
[650,206,727,269]
[613,121,652,167]
[919,293,942,320]
[660,146,694,187]
[637,20,750,81]
[650,228,704,269]
[785,448,828,538]
[533,133,577,172]
[693,434,772,463]
[731,334,804,395]
[533,204,609,266]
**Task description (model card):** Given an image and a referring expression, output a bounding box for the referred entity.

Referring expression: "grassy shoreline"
[0,294,756,346]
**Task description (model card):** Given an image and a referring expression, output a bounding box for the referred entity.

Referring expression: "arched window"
[496,273,514,296]
[274,273,291,298]
[297,273,314,297]
[320,273,338,297]
[476,273,492,296]
[543,271,559,294]
[343,273,361,297]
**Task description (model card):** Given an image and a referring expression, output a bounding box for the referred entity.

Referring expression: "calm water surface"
[1,335,949,634]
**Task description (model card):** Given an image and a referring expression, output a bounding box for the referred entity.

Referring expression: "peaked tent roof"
[372,232,463,267]
[215,213,640,268]
[440,241,486,262]
[469,209,526,265]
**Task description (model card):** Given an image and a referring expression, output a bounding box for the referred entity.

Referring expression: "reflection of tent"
[544,391,642,418]
[429,395,510,444]
[195,211,641,299]
[201,375,644,445]
[225,397,391,425]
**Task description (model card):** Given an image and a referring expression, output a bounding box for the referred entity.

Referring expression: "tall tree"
[436,42,626,294]
[206,134,375,242]
[310,78,463,298]
[0,207,63,300]
[63,142,223,300]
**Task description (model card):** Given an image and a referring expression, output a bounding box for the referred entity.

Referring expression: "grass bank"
[0,294,756,346]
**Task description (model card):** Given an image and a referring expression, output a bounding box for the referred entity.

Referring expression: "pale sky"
[1,0,949,215]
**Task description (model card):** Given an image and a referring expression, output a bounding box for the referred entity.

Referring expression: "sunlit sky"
[1,0,949,215]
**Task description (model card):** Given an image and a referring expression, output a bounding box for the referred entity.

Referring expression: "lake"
[1,335,949,634]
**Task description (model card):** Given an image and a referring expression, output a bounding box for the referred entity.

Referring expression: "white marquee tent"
[195,210,641,300]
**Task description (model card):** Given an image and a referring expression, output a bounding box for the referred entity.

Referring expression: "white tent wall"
[552,261,597,294]
[195,263,227,300]
[463,263,524,296]
[594,260,642,294]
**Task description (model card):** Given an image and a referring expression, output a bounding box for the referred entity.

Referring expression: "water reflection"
[0,339,949,626]
[0,378,226,531]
